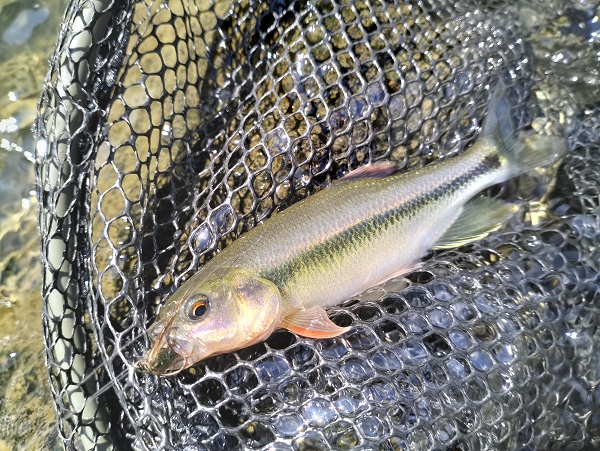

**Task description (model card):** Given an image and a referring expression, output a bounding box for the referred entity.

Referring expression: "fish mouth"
[135,346,187,376]
[135,328,203,376]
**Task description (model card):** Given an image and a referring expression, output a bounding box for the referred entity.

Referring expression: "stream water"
[0,1,69,449]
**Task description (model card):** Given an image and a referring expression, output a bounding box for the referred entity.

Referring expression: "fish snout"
[135,328,201,376]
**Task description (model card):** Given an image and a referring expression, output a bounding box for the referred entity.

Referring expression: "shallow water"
[0,1,69,449]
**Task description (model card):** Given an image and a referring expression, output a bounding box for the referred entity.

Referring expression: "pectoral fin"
[434,196,518,250]
[282,306,350,338]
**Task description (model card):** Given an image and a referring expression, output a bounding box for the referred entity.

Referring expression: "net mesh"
[35,0,600,449]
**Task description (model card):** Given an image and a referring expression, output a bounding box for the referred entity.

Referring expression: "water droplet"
[301,398,337,427]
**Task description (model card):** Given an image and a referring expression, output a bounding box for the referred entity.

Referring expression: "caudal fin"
[482,81,565,177]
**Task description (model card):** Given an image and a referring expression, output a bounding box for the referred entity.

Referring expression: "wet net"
[35,0,600,449]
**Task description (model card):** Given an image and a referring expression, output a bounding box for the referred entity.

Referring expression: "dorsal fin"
[335,161,398,184]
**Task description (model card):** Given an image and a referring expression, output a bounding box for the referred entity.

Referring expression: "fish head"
[136,267,282,376]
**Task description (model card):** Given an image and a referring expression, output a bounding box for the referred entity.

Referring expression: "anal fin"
[282,306,350,339]
[434,196,518,250]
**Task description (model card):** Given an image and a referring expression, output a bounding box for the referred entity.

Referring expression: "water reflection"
[0,0,70,449]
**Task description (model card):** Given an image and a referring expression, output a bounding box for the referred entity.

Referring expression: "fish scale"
[137,82,564,375]
[255,143,505,308]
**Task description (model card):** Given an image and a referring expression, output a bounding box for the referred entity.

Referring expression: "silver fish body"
[136,84,564,375]
[222,143,506,311]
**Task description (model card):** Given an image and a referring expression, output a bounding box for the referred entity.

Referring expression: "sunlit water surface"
[0,1,68,450]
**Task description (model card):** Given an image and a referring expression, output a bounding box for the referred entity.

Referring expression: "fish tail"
[481,81,565,178]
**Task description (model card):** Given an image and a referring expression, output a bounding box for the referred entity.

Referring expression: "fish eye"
[188,293,209,320]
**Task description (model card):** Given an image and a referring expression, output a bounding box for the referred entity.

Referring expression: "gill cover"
[138,267,282,375]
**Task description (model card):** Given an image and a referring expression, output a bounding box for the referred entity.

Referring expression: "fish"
[135,83,565,376]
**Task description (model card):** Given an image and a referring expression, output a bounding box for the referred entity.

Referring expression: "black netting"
[35,0,600,449]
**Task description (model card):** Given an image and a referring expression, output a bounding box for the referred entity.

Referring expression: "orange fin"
[282,306,351,339]
[335,161,398,184]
